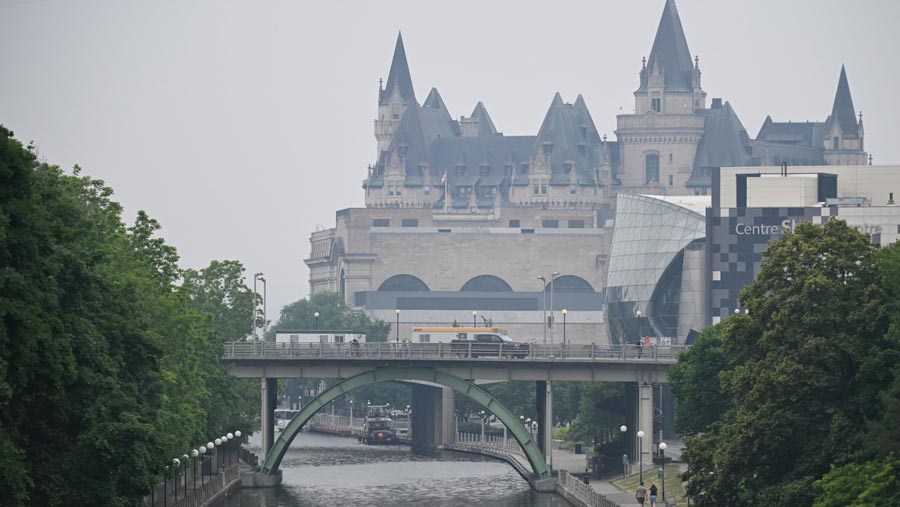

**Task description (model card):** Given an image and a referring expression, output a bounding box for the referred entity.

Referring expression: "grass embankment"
[610,464,686,506]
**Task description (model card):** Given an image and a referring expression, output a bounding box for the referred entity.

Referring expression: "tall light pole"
[349,400,354,426]
[637,430,645,484]
[314,311,320,330]
[252,272,263,337]
[480,410,486,441]
[659,441,668,502]
[620,425,628,479]
[259,276,267,333]
[537,276,547,344]
[549,272,559,344]
[395,309,401,342]
[561,309,568,346]
[472,310,477,327]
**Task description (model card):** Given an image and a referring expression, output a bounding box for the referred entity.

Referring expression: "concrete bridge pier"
[260,378,277,461]
[410,384,455,448]
[626,382,654,472]
[535,380,553,470]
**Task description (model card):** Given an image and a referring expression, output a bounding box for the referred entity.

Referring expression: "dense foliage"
[672,220,900,507]
[0,127,258,506]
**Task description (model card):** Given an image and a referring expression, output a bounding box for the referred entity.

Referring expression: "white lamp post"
[659,442,668,502]
[620,425,628,478]
[637,430,645,484]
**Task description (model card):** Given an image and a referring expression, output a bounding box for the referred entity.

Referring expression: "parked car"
[450,332,529,359]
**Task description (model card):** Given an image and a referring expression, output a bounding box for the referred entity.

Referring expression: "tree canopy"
[675,220,900,507]
[0,126,258,506]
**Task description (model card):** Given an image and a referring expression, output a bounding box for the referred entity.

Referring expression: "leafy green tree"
[268,292,390,342]
[683,220,893,507]
[182,260,257,341]
[813,455,900,507]
[668,325,730,435]
[1,127,165,505]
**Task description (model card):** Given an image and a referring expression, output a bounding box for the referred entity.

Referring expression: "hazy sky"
[2,0,898,323]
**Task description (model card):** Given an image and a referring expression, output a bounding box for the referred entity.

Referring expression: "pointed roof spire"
[638,0,695,93]
[830,65,859,138]
[379,32,416,105]
[471,102,498,136]
[423,88,449,113]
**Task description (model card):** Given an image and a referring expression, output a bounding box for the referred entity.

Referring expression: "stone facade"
[306,0,872,344]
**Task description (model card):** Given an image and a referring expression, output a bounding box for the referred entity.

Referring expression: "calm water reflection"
[231,431,570,507]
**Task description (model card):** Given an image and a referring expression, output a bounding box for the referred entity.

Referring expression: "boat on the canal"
[361,404,398,445]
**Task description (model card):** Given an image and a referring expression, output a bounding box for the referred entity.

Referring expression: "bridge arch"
[260,367,550,479]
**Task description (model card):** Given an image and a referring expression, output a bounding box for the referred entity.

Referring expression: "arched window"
[460,275,513,292]
[544,275,594,292]
[377,274,430,292]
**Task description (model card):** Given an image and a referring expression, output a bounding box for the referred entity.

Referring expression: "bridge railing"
[223,341,685,362]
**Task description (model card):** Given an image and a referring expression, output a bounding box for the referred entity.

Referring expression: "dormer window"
[651,98,661,113]
[580,125,588,138]
[578,143,586,156]
[455,165,465,176]
[520,163,529,174]
[542,141,553,154]
[480,164,490,176]
[398,144,408,157]
[563,161,574,174]
[504,163,514,176]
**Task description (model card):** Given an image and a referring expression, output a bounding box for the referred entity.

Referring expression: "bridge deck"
[222,342,682,382]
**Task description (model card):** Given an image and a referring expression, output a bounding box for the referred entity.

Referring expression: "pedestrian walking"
[636,482,648,506]
[649,483,658,507]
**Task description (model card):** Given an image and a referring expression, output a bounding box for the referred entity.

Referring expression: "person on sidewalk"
[649,483,658,506]
[636,482,648,506]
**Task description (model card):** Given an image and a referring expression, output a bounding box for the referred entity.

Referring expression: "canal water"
[231,431,570,507]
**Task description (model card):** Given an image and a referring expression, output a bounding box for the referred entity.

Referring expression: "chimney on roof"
[711,98,723,109]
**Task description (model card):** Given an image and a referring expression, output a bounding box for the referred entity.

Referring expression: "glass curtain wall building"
[606,194,708,344]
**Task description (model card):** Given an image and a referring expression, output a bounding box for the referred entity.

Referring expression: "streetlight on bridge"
[537,276,548,344]
[561,309,568,346]
[549,272,560,344]
[252,272,263,337]
[395,309,401,342]
[472,310,478,327]
[314,311,320,330]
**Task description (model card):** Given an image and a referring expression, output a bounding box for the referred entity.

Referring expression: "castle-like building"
[307,0,870,344]
[364,0,867,212]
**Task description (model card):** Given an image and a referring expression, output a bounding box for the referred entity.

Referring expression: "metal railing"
[558,469,620,507]
[455,431,523,453]
[223,341,684,363]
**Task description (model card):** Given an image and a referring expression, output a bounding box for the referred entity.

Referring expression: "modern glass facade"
[606,194,707,344]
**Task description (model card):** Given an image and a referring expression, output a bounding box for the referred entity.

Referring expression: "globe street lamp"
[314,311,320,330]
[537,276,548,344]
[395,309,401,342]
[637,430,645,484]
[172,458,180,500]
[198,445,207,485]
[349,400,354,426]
[620,425,628,479]
[659,441,668,503]
[561,309,568,346]
[472,310,478,327]
[479,410,486,441]
[191,449,199,491]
